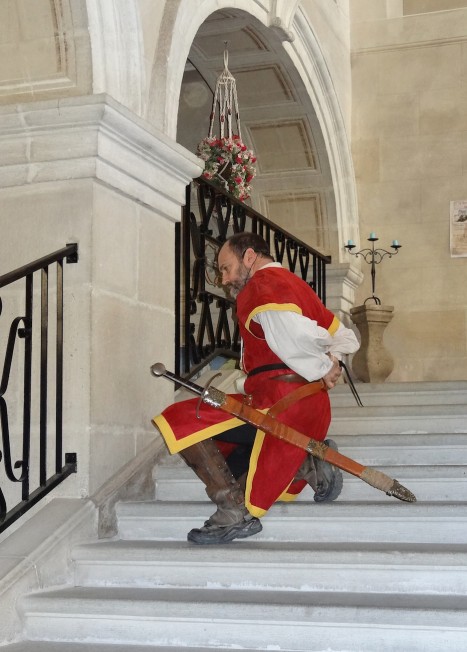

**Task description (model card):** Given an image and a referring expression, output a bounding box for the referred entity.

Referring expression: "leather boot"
[295,439,343,502]
[179,439,262,544]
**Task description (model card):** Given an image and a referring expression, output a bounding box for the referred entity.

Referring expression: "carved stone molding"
[0,94,203,221]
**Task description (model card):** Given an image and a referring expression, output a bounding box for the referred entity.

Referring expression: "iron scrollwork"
[177,177,330,380]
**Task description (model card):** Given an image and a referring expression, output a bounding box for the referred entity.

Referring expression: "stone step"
[329,380,467,408]
[154,464,467,502]
[72,539,467,595]
[328,403,467,435]
[338,442,467,466]
[116,500,467,544]
[0,644,241,652]
[156,433,467,468]
[19,586,467,651]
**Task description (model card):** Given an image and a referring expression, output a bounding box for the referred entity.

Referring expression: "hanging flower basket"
[196,47,257,202]
[197,134,256,201]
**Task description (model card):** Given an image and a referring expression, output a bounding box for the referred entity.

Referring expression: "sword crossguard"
[195,372,223,419]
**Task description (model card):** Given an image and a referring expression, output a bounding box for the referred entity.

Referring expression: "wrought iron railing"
[0,244,78,534]
[176,177,331,379]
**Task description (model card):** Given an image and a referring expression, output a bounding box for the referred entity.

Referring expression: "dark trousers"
[215,423,256,478]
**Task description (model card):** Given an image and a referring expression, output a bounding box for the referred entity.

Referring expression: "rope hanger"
[209,44,242,140]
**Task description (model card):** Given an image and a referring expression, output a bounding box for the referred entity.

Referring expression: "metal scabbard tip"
[150,362,167,377]
[387,479,417,503]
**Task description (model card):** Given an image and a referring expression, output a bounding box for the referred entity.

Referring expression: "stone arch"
[86,0,145,116]
[149,0,361,312]
[147,0,271,136]
[286,6,360,262]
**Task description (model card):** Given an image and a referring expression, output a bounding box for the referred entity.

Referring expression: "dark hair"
[225,232,274,261]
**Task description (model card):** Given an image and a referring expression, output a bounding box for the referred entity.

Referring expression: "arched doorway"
[159,4,361,316]
[177,8,336,258]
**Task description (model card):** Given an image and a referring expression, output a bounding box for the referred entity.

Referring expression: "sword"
[151,363,416,503]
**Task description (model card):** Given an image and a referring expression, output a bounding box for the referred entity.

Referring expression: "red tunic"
[153,266,340,517]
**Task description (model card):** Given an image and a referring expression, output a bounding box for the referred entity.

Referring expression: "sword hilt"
[150,362,204,396]
[150,363,227,411]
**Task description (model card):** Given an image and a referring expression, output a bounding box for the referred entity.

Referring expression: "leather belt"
[271,373,309,384]
[267,380,325,418]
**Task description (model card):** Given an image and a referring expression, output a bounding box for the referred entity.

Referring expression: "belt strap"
[271,373,308,383]
[267,380,325,418]
[247,363,289,378]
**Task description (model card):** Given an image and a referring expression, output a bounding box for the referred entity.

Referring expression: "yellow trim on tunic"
[152,413,247,454]
[276,486,301,502]
[245,302,302,333]
[245,429,267,517]
[328,316,340,335]
[244,428,300,518]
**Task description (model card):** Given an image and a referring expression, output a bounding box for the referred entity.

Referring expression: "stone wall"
[351,1,467,381]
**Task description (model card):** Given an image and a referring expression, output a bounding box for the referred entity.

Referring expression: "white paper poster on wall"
[450,200,467,257]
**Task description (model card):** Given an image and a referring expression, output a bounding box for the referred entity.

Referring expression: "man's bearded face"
[217,246,251,298]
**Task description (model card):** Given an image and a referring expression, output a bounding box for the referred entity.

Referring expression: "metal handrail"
[0,243,78,534]
[176,177,331,379]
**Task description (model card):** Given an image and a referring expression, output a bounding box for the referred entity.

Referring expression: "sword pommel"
[150,362,167,377]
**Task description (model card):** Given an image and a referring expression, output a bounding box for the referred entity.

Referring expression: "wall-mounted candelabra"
[345,233,401,305]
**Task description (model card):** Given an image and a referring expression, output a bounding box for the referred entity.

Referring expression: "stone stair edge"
[71,539,467,566]
[116,499,467,515]
[18,585,467,625]
[0,643,253,652]
[155,464,467,478]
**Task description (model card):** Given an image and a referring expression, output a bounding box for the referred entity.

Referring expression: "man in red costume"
[153,232,359,544]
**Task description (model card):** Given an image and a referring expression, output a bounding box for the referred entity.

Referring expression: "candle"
[392,239,399,247]
[369,232,377,239]
[347,239,355,246]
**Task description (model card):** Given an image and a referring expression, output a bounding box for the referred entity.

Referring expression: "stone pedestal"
[350,304,394,383]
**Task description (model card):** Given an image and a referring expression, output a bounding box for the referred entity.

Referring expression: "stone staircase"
[3,381,467,651]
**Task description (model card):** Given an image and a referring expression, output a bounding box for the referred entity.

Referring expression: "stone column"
[350,304,394,383]
[0,94,203,497]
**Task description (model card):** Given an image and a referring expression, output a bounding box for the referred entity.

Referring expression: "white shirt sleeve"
[254,310,359,382]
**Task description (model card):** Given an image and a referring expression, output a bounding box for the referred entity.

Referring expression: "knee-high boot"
[295,439,343,503]
[179,438,262,544]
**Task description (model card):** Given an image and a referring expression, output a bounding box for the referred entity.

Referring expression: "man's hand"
[322,354,342,389]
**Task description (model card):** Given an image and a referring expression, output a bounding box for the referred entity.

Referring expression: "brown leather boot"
[179,438,262,544]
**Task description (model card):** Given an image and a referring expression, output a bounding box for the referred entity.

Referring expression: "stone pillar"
[350,304,394,383]
[0,94,203,497]
[325,264,363,322]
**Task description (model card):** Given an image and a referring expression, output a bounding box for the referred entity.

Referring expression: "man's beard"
[226,263,251,299]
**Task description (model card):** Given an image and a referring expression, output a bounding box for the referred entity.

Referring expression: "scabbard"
[150,362,416,503]
[220,394,366,476]
[203,388,415,502]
